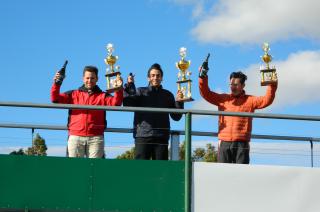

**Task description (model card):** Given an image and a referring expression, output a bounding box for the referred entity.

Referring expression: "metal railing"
[1,101,320,212]
[1,123,319,161]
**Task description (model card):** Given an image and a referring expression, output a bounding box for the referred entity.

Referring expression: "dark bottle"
[199,53,210,78]
[55,60,68,85]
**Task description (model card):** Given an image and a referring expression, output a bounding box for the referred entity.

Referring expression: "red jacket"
[51,84,123,136]
[199,77,277,142]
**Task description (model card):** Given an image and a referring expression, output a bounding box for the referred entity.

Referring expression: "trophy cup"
[104,43,122,92]
[176,47,193,102]
[260,42,278,86]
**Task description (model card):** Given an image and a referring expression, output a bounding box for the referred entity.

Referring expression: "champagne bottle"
[199,54,210,78]
[55,60,68,85]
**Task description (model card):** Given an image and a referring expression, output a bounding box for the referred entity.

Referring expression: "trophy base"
[260,68,277,86]
[177,79,192,83]
[260,68,276,72]
[106,86,122,93]
[261,80,278,86]
[105,71,121,77]
[176,97,194,102]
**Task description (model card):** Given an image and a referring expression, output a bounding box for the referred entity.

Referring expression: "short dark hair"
[147,63,163,77]
[83,66,98,77]
[230,71,247,84]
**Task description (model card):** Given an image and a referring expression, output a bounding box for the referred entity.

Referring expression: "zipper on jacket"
[85,92,90,135]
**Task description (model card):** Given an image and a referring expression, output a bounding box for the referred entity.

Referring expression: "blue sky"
[1,0,320,167]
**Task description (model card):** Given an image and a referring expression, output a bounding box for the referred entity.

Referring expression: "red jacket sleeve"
[104,88,123,106]
[50,83,71,103]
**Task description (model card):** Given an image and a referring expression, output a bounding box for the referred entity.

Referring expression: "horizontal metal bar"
[0,123,67,130]
[1,101,320,121]
[191,110,320,121]
[0,123,319,142]
[0,123,133,133]
[172,130,320,142]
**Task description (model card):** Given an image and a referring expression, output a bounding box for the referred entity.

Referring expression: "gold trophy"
[176,47,193,102]
[260,42,278,86]
[104,43,122,92]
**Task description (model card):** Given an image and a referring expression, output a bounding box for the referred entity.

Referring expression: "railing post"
[170,132,180,161]
[31,128,34,147]
[310,140,314,168]
[185,112,192,212]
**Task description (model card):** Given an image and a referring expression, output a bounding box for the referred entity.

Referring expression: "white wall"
[193,163,320,212]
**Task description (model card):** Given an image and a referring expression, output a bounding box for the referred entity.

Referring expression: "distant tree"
[116,147,135,160]
[179,142,218,162]
[9,133,47,156]
[192,147,206,161]
[26,133,47,156]
[203,143,217,162]
[9,148,26,155]
[115,142,218,162]
[179,141,186,160]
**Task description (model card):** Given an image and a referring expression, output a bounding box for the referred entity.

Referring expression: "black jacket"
[123,83,183,139]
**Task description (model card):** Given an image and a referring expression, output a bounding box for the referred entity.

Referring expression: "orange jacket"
[199,77,277,142]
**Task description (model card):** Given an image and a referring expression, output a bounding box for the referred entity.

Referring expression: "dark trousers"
[218,141,250,164]
[135,137,169,160]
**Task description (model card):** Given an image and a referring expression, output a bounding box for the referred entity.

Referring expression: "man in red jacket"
[199,67,277,164]
[51,66,123,158]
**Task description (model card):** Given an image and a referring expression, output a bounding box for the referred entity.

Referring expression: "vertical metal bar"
[310,140,314,168]
[185,113,192,212]
[31,128,35,147]
[170,132,180,161]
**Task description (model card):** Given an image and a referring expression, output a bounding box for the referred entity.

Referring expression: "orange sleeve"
[252,83,277,109]
[199,76,226,106]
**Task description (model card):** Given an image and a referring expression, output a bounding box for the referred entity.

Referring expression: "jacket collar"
[231,90,246,98]
[78,85,102,94]
[148,84,163,92]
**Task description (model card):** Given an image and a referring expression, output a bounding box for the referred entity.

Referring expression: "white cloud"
[0,145,68,157]
[105,145,134,158]
[192,139,317,153]
[192,98,218,111]
[190,0,320,44]
[0,146,26,154]
[244,50,320,108]
[47,145,66,156]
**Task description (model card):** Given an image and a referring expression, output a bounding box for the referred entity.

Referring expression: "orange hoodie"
[199,77,277,142]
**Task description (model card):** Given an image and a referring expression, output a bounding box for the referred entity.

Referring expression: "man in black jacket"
[123,63,184,160]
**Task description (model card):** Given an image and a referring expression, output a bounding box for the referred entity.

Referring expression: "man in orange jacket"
[199,65,277,164]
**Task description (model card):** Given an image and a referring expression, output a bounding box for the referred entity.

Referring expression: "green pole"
[185,112,192,212]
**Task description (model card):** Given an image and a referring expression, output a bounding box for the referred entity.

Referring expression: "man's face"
[148,69,163,87]
[230,78,245,96]
[83,71,98,89]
